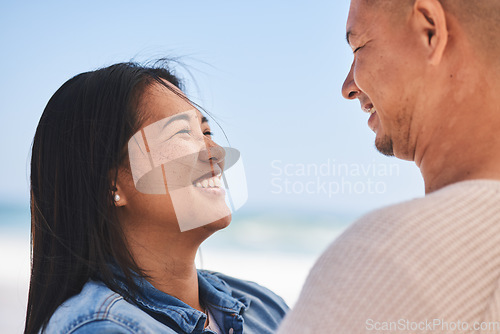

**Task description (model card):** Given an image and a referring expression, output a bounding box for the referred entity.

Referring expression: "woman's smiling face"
[119,80,231,233]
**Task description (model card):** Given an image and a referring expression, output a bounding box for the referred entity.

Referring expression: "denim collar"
[110,266,249,333]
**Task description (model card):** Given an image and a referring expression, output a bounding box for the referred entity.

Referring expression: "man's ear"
[412,0,448,65]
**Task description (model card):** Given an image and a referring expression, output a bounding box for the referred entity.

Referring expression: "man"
[278,0,500,333]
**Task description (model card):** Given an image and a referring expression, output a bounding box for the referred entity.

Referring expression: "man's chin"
[375,136,395,157]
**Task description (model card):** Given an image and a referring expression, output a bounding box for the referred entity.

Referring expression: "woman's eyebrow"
[201,116,209,124]
[162,113,191,130]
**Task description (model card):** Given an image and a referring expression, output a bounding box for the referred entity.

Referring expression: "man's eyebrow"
[201,116,209,124]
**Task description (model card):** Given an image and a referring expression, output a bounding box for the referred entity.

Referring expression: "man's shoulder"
[357,179,500,229]
[44,280,173,334]
[288,181,500,334]
[319,179,500,264]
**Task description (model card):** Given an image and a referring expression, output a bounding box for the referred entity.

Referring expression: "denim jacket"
[43,269,289,334]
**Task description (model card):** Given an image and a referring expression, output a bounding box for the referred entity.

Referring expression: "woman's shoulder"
[199,270,289,316]
[43,280,176,334]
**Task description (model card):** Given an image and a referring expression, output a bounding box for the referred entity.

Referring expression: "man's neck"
[420,149,500,194]
[410,49,500,193]
[417,95,500,193]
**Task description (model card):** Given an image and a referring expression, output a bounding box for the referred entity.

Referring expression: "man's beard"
[375,135,395,157]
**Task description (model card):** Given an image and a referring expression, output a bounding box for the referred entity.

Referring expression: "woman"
[25,62,288,333]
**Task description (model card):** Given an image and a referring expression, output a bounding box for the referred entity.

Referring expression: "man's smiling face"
[342,0,429,160]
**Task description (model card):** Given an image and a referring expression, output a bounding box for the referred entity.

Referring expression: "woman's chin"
[201,214,232,233]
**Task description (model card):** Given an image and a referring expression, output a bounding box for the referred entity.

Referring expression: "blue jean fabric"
[43,269,289,333]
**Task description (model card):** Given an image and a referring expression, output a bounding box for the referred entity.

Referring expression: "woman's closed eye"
[167,129,213,141]
[167,128,191,140]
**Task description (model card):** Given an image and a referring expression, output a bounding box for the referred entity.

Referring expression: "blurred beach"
[0,204,354,334]
[0,205,31,334]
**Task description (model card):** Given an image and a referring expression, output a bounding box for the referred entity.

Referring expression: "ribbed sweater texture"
[278,180,500,333]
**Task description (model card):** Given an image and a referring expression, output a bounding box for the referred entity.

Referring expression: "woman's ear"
[112,184,127,207]
[412,0,448,65]
[110,168,129,207]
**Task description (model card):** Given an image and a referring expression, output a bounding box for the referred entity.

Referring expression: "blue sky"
[0,0,424,216]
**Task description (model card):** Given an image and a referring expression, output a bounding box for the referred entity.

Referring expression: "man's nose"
[342,63,361,100]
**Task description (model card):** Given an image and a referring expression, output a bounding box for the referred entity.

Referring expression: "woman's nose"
[198,138,226,163]
[342,63,361,100]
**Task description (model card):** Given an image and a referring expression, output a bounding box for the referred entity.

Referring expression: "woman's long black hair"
[25,62,184,334]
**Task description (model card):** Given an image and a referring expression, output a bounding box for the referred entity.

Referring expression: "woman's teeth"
[194,175,223,189]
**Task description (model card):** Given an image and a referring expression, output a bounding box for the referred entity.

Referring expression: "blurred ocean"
[0,203,357,334]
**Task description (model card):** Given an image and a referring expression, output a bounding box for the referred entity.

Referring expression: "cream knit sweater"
[278,180,500,334]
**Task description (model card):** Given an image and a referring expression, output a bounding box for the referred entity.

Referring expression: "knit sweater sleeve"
[278,180,500,334]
